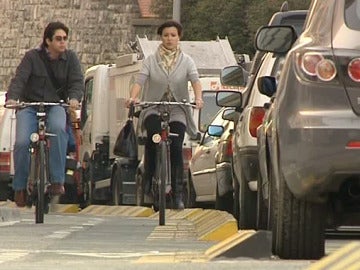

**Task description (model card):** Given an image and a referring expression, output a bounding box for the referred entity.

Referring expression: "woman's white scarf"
[158,44,180,73]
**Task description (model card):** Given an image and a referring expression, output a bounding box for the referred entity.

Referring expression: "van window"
[81,78,93,128]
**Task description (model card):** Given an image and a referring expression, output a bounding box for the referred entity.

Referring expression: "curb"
[79,205,154,217]
[149,208,238,241]
[49,204,80,213]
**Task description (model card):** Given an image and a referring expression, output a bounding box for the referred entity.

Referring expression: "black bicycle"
[134,101,196,225]
[6,101,68,223]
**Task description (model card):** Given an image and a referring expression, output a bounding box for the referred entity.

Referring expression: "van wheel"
[80,160,94,208]
[135,171,144,206]
[111,166,122,205]
[0,182,11,201]
[273,170,326,259]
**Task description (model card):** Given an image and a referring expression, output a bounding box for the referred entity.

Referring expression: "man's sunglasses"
[54,36,68,42]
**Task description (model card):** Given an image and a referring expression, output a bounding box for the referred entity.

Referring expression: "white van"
[0,91,15,200]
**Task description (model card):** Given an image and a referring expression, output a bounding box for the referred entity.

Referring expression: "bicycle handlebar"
[133,101,196,109]
[4,101,69,110]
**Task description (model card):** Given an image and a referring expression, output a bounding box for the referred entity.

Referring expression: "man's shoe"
[49,183,65,195]
[14,190,26,207]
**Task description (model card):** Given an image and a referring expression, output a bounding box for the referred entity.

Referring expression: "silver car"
[255,0,360,260]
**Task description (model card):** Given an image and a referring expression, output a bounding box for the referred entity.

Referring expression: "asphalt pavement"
[0,201,359,270]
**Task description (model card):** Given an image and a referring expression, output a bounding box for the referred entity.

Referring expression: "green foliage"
[151,0,311,57]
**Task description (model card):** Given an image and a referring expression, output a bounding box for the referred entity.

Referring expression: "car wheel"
[232,172,240,224]
[111,165,122,205]
[238,168,257,229]
[268,162,277,254]
[185,173,196,208]
[256,176,268,230]
[274,168,326,259]
[215,184,233,214]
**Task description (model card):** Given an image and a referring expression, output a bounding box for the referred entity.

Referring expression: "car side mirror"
[258,76,277,97]
[220,66,246,87]
[207,125,224,137]
[216,91,242,108]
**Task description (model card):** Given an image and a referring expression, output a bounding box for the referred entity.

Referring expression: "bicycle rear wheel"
[35,141,46,224]
[158,141,168,226]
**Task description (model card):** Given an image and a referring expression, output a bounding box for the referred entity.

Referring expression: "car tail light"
[301,53,324,76]
[348,58,360,82]
[225,133,233,158]
[346,141,360,149]
[182,147,192,171]
[249,107,265,138]
[296,50,338,83]
[0,152,11,173]
[316,59,336,81]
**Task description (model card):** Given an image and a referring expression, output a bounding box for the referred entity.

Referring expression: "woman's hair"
[42,21,69,48]
[157,20,183,37]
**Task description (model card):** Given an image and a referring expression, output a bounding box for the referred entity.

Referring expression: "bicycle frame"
[153,109,173,226]
[28,103,51,223]
[5,101,67,224]
[134,101,196,226]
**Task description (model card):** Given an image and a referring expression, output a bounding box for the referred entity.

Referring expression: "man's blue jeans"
[12,106,68,191]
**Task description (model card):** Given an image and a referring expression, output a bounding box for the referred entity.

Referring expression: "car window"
[280,17,307,36]
[201,108,226,146]
[345,0,360,30]
[199,91,222,132]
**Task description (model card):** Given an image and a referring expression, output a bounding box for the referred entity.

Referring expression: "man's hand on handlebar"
[69,98,80,110]
[5,99,17,106]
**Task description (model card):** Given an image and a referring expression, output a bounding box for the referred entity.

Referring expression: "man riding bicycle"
[127,20,203,209]
[5,21,84,207]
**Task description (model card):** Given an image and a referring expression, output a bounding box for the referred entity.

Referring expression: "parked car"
[188,106,235,212]
[216,5,308,230]
[254,0,360,260]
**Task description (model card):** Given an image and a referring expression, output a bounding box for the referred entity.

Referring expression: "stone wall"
[0,0,160,91]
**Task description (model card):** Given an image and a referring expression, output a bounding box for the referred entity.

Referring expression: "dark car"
[255,0,360,260]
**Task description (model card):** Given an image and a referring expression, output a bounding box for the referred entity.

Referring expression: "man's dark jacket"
[7,46,84,102]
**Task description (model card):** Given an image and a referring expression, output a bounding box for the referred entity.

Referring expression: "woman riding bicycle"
[126,20,203,209]
[5,21,84,207]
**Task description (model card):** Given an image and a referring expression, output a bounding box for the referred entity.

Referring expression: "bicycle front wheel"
[158,141,168,226]
[35,141,46,224]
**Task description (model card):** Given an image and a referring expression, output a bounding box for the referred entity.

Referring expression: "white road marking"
[0,249,162,262]
[0,250,29,264]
